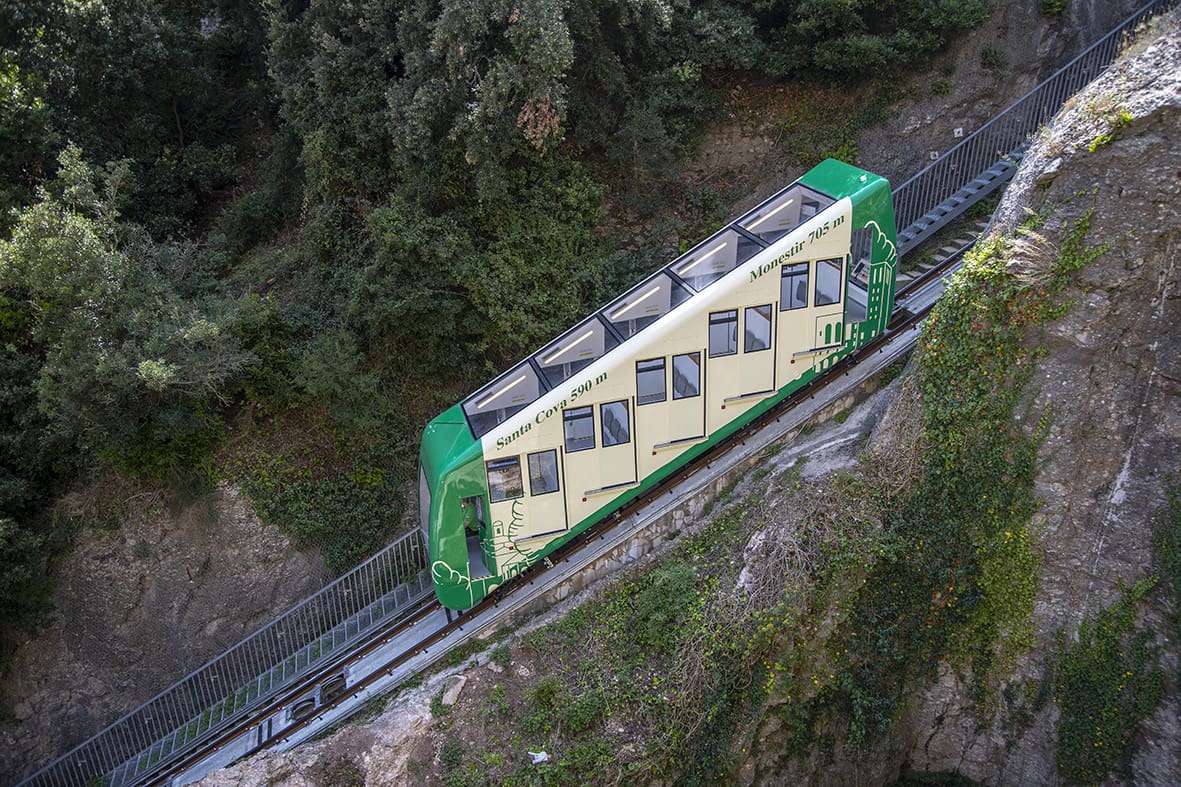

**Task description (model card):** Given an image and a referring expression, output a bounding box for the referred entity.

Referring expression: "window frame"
[486,457,524,503]
[563,406,596,453]
[672,352,701,400]
[464,361,544,439]
[814,257,844,307]
[527,449,561,496]
[636,357,667,406]
[744,304,773,353]
[600,400,631,447]
[708,310,738,358]
[780,262,810,311]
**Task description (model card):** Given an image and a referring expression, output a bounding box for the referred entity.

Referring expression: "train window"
[418,464,432,543]
[846,229,872,323]
[636,358,667,405]
[709,310,738,357]
[815,258,843,306]
[672,352,701,399]
[535,316,619,388]
[672,229,757,291]
[603,273,693,340]
[601,400,630,446]
[738,184,835,243]
[486,457,524,502]
[744,305,772,352]
[563,406,596,453]
[464,362,543,438]
[527,450,560,495]
[780,263,809,310]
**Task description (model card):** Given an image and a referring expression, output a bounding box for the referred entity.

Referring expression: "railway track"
[146,222,976,786]
[26,2,1178,778]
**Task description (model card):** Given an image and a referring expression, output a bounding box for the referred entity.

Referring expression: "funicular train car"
[419,158,897,609]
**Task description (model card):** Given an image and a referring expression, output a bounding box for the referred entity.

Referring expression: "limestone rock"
[1,482,329,782]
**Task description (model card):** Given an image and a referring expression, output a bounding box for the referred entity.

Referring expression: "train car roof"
[420,403,477,488]
[448,159,886,443]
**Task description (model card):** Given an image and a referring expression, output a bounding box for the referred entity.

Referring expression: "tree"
[0,146,252,478]
[0,55,54,234]
[2,0,273,236]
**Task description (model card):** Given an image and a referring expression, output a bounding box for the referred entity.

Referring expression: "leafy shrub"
[0,517,50,633]
[531,675,564,711]
[1040,0,1068,16]
[231,295,300,413]
[625,561,699,653]
[981,43,1007,71]
[245,475,396,574]
[561,690,605,733]
[1054,579,1165,784]
[440,739,462,770]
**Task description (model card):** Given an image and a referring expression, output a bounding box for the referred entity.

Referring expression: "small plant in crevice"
[430,689,451,718]
[1079,93,1135,153]
[929,78,952,97]
[1040,0,1067,17]
[980,43,1007,72]
[1053,578,1165,785]
[440,738,463,771]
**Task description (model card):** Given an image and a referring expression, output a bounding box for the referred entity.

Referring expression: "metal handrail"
[17,0,1178,784]
[891,0,1175,241]
[20,529,430,786]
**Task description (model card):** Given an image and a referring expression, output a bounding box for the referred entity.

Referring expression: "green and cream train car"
[419,159,897,610]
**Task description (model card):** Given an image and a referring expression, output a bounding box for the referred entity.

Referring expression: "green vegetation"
[776,84,902,168]
[1053,578,1165,784]
[981,43,1008,72]
[1040,0,1068,17]
[464,209,1112,783]
[1086,109,1134,152]
[1160,484,1181,640]
[0,0,990,643]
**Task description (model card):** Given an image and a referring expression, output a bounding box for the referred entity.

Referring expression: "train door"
[564,398,638,523]
[636,354,705,465]
[812,257,846,360]
[741,304,776,395]
[706,309,740,433]
[486,454,566,546]
[705,306,774,433]
[523,449,567,537]
[597,399,637,490]
[667,351,705,443]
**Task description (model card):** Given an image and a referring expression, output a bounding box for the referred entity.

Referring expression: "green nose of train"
[419,159,897,610]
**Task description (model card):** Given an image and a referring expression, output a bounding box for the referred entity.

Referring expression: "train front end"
[419,404,498,610]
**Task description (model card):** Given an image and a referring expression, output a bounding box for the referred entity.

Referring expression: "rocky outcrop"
[900,12,1181,785]
[1,483,330,782]
[859,0,1149,186]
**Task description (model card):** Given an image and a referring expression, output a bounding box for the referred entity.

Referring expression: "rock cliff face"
[4,3,1174,786]
[900,14,1181,785]
[859,0,1149,186]
[0,483,329,782]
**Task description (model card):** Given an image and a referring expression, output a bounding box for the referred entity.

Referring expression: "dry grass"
[1007,225,1060,285]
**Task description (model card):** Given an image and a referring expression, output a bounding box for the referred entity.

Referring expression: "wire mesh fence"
[892,0,1175,251]
[18,1,1179,785]
[21,529,430,787]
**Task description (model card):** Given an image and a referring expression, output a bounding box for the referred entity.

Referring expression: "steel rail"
[142,234,968,786]
[18,1,1177,783]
